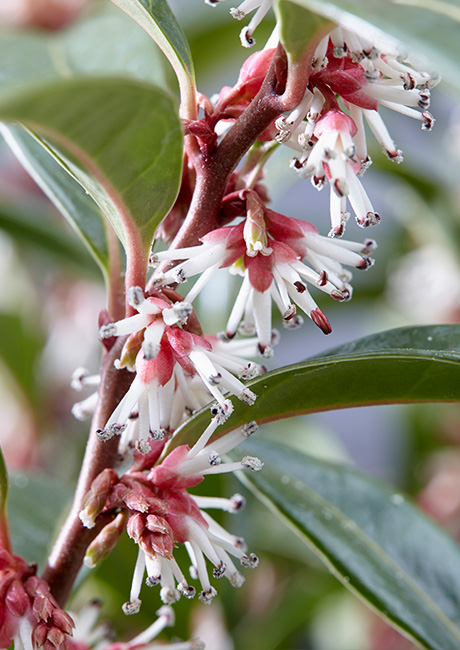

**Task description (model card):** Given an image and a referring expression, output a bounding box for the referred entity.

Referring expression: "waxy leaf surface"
[110,0,196,116]
[0,78,184,257]
[167,324,460,452]
[276,0,336,61]
[237,437,460,650]
[1,125,110,274]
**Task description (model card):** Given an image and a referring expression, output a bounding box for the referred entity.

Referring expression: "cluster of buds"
[80,417,262,609]
[0,547,74,649]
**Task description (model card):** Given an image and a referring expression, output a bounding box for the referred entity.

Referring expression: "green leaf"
[0,312,44,407]
[166,324,460,453]
[1,125,109,275]
[8,473,72,569]
[110,0,196,117]
[0,77,184,258]
[284,0,460,88]
[0,3,176,94]
[237,437,460,650]
[276,0,335,61]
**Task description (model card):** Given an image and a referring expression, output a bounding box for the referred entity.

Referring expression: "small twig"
[41,337,133,606]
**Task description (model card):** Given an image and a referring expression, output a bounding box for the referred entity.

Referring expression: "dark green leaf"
[166,324,460,453]
[0,77,184,258]
[276,0,335,61]
[8,473,72,569]
[285,0,460,88]
[236,437,460,650]
[1,125,108,274]
[110,0,196,117]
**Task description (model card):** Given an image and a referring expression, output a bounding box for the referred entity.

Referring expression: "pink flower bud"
[5,579,30,617]
[80,469,119,529]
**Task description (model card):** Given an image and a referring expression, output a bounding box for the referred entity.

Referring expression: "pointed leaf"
[236,437,460,650]
[166,324,460,452]
[276,0,335,61]
[0,78,184,258]
[110,0,196,117]
[1,125,110,274]
[284,0,460,87]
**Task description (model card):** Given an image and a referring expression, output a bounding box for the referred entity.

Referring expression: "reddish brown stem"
[41,338,133,606]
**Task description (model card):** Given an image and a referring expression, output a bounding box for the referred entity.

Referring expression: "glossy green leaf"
[237,437,460,650]
[1,125,109,275]
[284,0,460,88]
[110,0,196,117]
[0,77,184,258]
[276,0,335,61]
[8,473,72,569]
[166,324,460,453]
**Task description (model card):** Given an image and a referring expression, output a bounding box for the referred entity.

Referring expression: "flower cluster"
[278,27,437,235]
[0,547,74,650]
[151,190,375,350]
[203,3,437,238]
[94,287,263,455]
[71,3,438,645]
[80,417,261,609]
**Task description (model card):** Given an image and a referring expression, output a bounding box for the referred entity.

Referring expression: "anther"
[230,7,245,19]
[229,494,246,512]
[127,286,145,308]
[241,421,258,437]
[240,26,255,48]
[385,148,404,164]
[239,362,259,380]
[160,587,180,605]
[240,553,259,568]
[212,562,226,578]
[198,587,217,604]
[208,373,222,386]
[283,315,304,329]
[239,389,257,405]
[208,451,221,467]
[421,111,435,131]
[229,571,245,587]
[99,323,117,339]
[151,428,167,441]
[178,583,196,599]
[135,440,151,454]
[173,268,187,284]
[318,270,328,286]
[241,456,263,471]
[122,599,141,615]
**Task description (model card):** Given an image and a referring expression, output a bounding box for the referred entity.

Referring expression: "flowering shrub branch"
[0,0,458,648]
